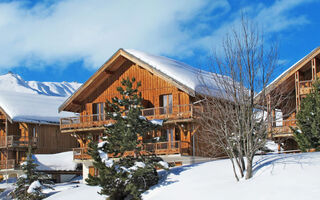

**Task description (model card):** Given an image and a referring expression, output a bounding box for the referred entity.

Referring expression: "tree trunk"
[245,157,253,179]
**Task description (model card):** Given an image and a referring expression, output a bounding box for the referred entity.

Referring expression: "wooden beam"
[312,58,317,80]
[104,70,114,74]
[72,100,82,105]
[190,124,200,136]
[295,71,300,111]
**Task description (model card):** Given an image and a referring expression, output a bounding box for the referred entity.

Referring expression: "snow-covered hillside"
[38,152,320,200]
[0,72,81,123]
[0,72,81,97]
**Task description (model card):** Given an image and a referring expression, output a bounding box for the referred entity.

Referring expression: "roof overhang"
[256,46,320,100]
[59,48,196,113]
[0,106,12,123]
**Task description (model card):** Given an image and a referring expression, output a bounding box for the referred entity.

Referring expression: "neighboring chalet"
[0,90,78,179]
[59,49,218,180]
[262,47,320,150]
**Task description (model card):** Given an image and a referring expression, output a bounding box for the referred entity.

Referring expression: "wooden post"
[295,71,300,111]
[267,94,271,129]
[271,109,276,127]
[312,58,317,80]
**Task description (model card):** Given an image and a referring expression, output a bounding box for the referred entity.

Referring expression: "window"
[92,103,105,121]
[161,128,174,148]
[32,127,36,138]
[160,94,173,114]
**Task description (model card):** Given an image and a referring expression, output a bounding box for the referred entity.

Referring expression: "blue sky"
[0,0,320,83]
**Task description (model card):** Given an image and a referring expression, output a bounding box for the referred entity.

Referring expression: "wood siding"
[80,62,190,116]
[0,109,78,170]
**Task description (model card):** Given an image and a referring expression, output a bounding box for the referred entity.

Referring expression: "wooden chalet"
[0,92,78,178]
[262,47,320,150]
[59,49,218,179]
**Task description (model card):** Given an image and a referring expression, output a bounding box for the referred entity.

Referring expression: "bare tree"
[197,16,288,180]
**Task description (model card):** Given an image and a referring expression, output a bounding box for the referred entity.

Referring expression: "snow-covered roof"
[124,49,219,96]
[0,73,81,124]
[60,48,228,112]
[33,151,78,171]
[0,91,76,124]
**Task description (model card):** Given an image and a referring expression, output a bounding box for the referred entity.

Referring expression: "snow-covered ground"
[144,152,320,200]
[43,181,106,200]
[10,152,316,200]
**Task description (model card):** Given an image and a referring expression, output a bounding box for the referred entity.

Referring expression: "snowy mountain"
[0,72,81,97]
[0,72,82,123]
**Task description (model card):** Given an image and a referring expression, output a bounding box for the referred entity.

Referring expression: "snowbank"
[43,152,320,200]
[33,151,78,171]
[44,183,106,200]
[143,152,320,200]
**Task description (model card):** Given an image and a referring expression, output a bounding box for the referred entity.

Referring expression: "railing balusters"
[61,104,198,131]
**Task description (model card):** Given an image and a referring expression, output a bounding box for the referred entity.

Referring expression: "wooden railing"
[269,119,297,137]
[0,136,37,148]
[61,104,201,131]
[0,159,16,169]
[73,141,191,160]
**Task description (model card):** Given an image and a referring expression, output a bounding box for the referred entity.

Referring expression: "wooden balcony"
[269,119,296,138]
[73,141,191,160]
[0,159,16,170]
[60,104,200,132]
[0,136,37,148]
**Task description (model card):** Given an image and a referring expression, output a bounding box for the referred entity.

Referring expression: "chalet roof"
[263,46,320,94]
[33,151,78,171]
[0,73,80,124]
[0,91,76,124]
[124,49,218,95]
[59,48,221,112]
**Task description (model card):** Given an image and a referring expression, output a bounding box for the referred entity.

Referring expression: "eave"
[59,48,196,113]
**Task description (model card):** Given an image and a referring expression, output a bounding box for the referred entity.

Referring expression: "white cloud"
[0,0,314,70]
[194,0,315,54]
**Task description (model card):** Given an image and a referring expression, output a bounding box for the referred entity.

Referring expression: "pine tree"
[86,77,168,200]
[292,80,320,151]
[10,146,53,200]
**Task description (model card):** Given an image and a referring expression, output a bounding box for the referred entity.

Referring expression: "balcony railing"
[61,104,201,131]
[0,136,37,148]
[269,119,297,137]
[0,159,16,169]
[73,141,191,160]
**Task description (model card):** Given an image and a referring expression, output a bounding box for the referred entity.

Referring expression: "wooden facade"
[59,49,207,161]
[264,47,320,149]
[0,109,78,171]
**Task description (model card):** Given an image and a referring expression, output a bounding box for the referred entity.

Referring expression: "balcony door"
[162,128,175,149]
[92,103,105,121]
[160,94,173,114]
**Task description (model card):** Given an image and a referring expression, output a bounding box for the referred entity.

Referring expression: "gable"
[264,47,320,94]
[81,60,191,116]
[60,49,195,113]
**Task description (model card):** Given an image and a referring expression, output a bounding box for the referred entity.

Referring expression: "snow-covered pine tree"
[10,146,53,200]
[291,80,320,151]
[86,77,169,200]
